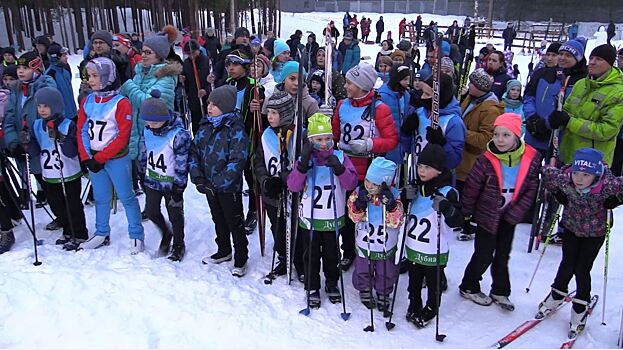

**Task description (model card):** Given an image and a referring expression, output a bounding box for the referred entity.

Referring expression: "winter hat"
[2,64,17,79]
[469,68,494,92]
[2,46,16,58]
[206,27,215,35]
[308,32,316,40]
[441,57,455,75]
[263,38,276,57]
[506,79,522,92]
[278,61,305,84]
[255,54,271,77]
[234,27,250,39]
[418,143,446,172]
[91,30,113,48]
[113,33,132,49]
[345,62,377,92]
[35,87,64,117]
[559,38,586,63]
[48,44,69,59]
[571,148,604,176]
[546,42,562,54]
[273,39,290,58]
[17,51,44,73]
[35,36,51,49]
[441,40,451,57]
[143,35,171,60]
[397,40,412,52]
[344,32,354,40]
[183,39,201,54]
[140,90,172,122]
[226,49,251,66]
[307,113,333,138]
[377,55,393,68]
[423,73,454,109]
[494,113,522,137]
[266,90,295,127]
[590,44,617,67]
[86,57,117,89]
[208,85,237,114]
[391,50,406,62]
[310,69,325,90]
[388,64,410,89]
[366,157,397,185]
[160,25,179,45]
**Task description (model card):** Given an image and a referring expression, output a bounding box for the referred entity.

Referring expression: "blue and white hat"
[571,148,604,176]
[366,157,397,185]
[559,37,587,63]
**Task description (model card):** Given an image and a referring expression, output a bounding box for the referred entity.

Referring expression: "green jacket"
[560,67,623,165]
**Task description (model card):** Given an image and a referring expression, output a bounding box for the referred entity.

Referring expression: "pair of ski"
[491,293,599,349]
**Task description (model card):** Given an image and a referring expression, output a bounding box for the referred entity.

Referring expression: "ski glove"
[548,110,570,130]
[400,113,419,135]
[263,177,283,198]
[525,115,550,140]
[355,188,370,211]
[297,140,313,173]
[426,126,446,146]
[379,186,397,211]
[553,190,568,206]
[325,154,346,176]
[349,138,373,154]
[85,159,104,173]
[432,194,451,213]
[604,194,623,210]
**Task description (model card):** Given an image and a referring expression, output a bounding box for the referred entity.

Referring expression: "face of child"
[250,64,264,80]
[267,108,281,127]
[207,101,223,117]
[3,53,15,63]
[400,76,410,89]
[364,179,380,194]
[87,68,102,91]
[16,66,34,81]
[309,134,333,151]
[507,86,521,99]
[284,74,299,95]
[227,62,246,80]
[572,171,597,190]
[2,75,17,89]
[417,163,441,182]
[492,126,517,152]
[378,63,391,73]
[310,80,322,93]
[392,56,405,65]
[60,54,69,65]
[544,52,559,67]
[278,52,290,63]
[345,79,366,99]
[37,104,52,119]
[146,120,166,129]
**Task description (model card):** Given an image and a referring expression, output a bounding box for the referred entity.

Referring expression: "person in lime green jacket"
[549,44,623,166]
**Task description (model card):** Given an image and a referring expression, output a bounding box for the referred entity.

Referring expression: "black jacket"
[182,54,210,112]
[376,19,384,33]
[203,35,222,63]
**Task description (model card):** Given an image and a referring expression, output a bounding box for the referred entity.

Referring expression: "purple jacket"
[287,148,358,193]
[462,144,541,234]
[543,165,623,238]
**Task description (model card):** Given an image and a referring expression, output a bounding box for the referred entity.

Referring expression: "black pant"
[243,162,257,213]
[144,187,185,245]
[375,32,382,43]
[300,228,339,291]
[612,137,623,176]
[0,159,23,221]
[206,191,248,267]
[43,178,88,240]
[266,202,286,258]
[408,263,444,311]
[460,220,515,296]
[190,104,203,136]
[340,187,358,260]
[504,41,512,50]
[0,181,14,231]
[552,229,605,305]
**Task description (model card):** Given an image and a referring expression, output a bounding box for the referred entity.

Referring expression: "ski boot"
[308,290,321,309]
[359,289,376,310]
[79,235,111,250]
[414,305,437,328]
[405,300,422,325]
[168,243,186,262]
[569,299,590,336]
[459,288,493,306]
[377,293,391,313]
[0,230,15,254]
[490,293,515,311]
[325,285,342,304]
[537,288,566,318]
[244,211,257,235]
[130,238,144,255]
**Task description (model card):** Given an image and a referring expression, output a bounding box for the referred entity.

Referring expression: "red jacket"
[332,90,398,182]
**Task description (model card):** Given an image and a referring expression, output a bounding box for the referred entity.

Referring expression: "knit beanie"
[397,40,412,52]
[86,57,117,90]
[494,113,522,137]
[140,90,172,122]
[273,39,290,58]
[590,44,617,67]
[546,42,562,54]
[441,57,455,76]
[234,27,250,39]
[263,38,276,57]
[208,85,237,114]
[423,73,454,109]
[143,35,171,60]
[35,35,51,49]
[91,30,113,48]
[35,87,64,117]
[366,157,397,185]
[377,55,393,68]
[307,113,333,137]
[469,68,494,92]
[2,47,16,58]
[183,39,201,54]
[256,54,271,78]
[278,61,305,84]
[390,50,406,62]
[345,62,377,92]
[113,33,132,49]
[418,143,446,172]
[309,69,325,91]
[506,79,522,92]
[2,64,17,79]
[266,90,295,127]
[388,64,410,90]
[17,51,44,73]
[441,40,451,57]
[571,148,604,176]
[559,38,586,63]
[48,44,69,59]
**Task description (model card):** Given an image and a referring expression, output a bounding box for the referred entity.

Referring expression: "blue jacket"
[45,63,78,120]
[120,61,181,160]
[523,66,564,151]
[339,40,361,75]
[139,116,192,193]
[419,60,433,80]
[378,83,410,164]
[189,112,248,193]
[401,97,466,170]
[2,74,57,173]
[502,93,525,135]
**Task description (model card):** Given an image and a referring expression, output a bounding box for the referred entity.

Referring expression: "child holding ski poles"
[287,113,357,308]
[30,87,89,250]
[347,157,403,312]
[77,57,145,254]
[538,148,623,335]
[139,90,192,261]
[254,91,296,280]
[458,113,540,310]
[403,144,463,328]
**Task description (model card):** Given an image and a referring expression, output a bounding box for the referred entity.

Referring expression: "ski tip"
[341,312,351,321]
[299,308,310,316]
[385,322,396,331]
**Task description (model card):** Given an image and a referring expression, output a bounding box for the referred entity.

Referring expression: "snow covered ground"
[1,11,623,349]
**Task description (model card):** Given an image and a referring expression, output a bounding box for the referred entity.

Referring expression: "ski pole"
[435,210,446,342]
[24,152,42,266]
[363,202,375,332]
[190,55,205,118]
[264,193,282,285]
[52,134,78,248]
[330,169,350,321]
[4,158,55,221]
[0,154,35,236]
[81,179,92,202]
[601,209,612,326]
[299,166,315,316]
[526,208,561,293]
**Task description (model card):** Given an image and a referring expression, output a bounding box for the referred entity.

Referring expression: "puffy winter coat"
[456,92,505,182]
[120,60,182,160]
[376,19,384,33]
[523,66,564,151]
[489,67,511,100]
[559,67,623,166]
[45,63,78,120]
[182,54,210,113]
[2,75,57,173]
[378,83,410,164]
[287,148,358,197]
[332,90,398,181]
[253,125,293,208]
[188,112,248,193]
[462,141,541,234]
[339,40,361,75]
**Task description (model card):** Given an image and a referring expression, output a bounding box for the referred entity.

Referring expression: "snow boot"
[130,238,145,255]
[270,257,287,277]
[55,235,72,245]
[62,239,85,251]
[158,229,173,257]
[490,293,515,311]
[35,190,47,208]
[244,211,257,235]
[168,243,186,262]
[325,285,342,304]
[460,288,493,306]
[537,288,566,317]
[202,251,232,264]
[414,305,437,328]
[79,235,111,250]
[340,257,354,272]
[232,264,248,277]
[308,290,321,309]
[359,289,376,309]
[45,219,62,231]
[569,299,590,335]
[0,230,15,254]
[406,300,422,325]
[377,293,391,313]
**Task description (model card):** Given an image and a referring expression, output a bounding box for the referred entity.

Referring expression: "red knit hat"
[494,113,522,137]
